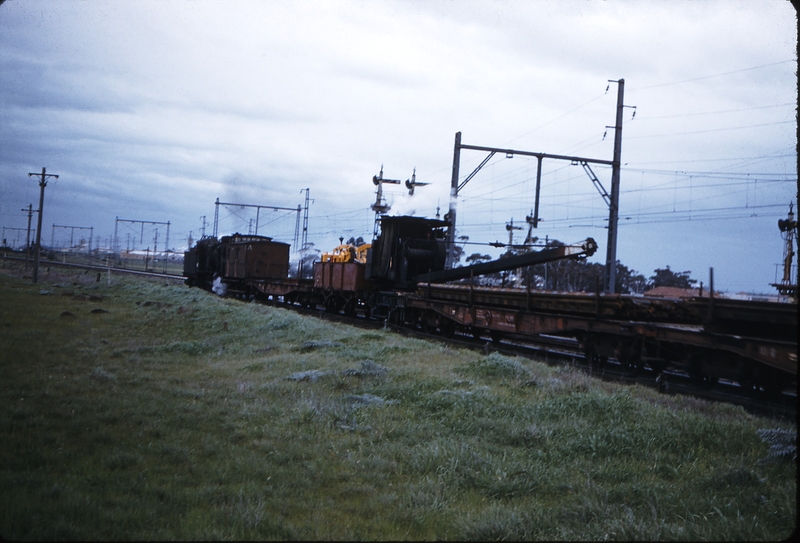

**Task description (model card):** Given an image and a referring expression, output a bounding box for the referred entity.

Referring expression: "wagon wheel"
[693,374,717,390]
[619,355,642,376]
[344,299,357,318]
[583,348,606,371]
[438,318,456,338]
[421,317,436,334]
[471,327,484,340]
[688,359,716,390]
[387,307,403,326]
[323,296,338,314]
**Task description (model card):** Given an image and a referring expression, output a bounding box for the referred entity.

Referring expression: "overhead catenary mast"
[444,78,632,294]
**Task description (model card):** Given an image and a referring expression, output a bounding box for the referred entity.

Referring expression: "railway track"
[2,255,185,282]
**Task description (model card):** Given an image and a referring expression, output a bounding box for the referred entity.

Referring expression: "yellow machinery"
[321,243,371,264]
[355,243,371,264]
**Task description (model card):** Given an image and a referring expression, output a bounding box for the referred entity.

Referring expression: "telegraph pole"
[28,167,59,284]
[21,204,35,269]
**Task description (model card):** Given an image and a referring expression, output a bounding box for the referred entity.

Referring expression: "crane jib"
[414,238,597,284]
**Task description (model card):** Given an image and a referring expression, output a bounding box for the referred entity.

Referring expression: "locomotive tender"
[184,215,797,398]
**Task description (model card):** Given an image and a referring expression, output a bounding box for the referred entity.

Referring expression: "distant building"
[644,286,791,303]
[643,286,713,299]
[724,292,789,303]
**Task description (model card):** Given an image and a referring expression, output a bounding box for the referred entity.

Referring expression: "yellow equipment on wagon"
[321,243,371,264]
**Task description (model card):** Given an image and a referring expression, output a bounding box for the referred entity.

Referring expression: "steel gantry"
[51,224,93,255]
[445,79,630,293]
[212,198,301,245]
[113,218,170,259]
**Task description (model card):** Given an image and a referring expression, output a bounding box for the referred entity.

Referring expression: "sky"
[0,0,796,294]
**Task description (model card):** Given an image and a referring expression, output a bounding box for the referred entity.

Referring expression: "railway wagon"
[184,215,796,399]
[223,234,289,282]
[314,261,370,315]
[184,233,289,293]
[398,282,796,395]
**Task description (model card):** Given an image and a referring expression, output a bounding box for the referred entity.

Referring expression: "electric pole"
[445,132,462,269]
[21,204,35,269]
[605,79,625,294]
[27,167,59,284]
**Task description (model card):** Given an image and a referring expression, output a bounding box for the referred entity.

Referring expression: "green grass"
[0,261,795,540]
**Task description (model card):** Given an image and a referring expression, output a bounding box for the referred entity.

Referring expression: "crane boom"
[415,238,597,284]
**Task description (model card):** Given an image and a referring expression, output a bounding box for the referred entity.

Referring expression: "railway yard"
[0,260,796,539]
[1,194,797,540]
[2,2,796,539]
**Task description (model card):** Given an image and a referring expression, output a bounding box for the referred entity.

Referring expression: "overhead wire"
[634,102,795,120]
[627,149,796,166]
[626,119,794,139]
[627,59,797,91]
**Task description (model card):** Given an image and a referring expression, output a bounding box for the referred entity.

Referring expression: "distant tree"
[648,266,697,290]
[466,253,492,264]
[451,245,465,266]
[345,236,366,246]
[623,268,648,294]
[451,236,469,266]
[613,261,647,294]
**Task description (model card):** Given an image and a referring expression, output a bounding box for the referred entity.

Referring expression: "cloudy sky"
[0,0,796,293]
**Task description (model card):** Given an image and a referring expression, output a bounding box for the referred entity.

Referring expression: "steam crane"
[771,203,798,299]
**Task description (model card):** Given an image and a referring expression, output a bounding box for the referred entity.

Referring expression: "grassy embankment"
[0,262,795,540]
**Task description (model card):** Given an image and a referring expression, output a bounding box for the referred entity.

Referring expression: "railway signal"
[405,168,429,196]
[772,203,798,297]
